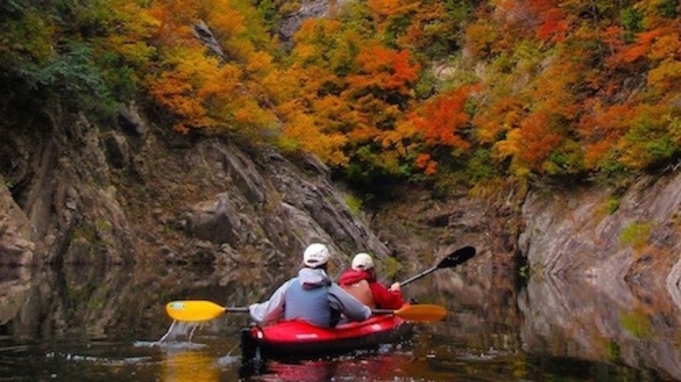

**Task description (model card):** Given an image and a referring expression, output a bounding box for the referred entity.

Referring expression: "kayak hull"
[240,314,412,361]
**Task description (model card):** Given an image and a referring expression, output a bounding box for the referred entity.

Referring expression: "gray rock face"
[0,103,389,269]
[0,106,135,266]
[0,176,34,265]
[279,0,327,38]
[176,141,392,268]
[520,171,681,292]
[518,169,681,360]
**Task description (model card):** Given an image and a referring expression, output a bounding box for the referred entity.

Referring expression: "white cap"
[352,253,374,270]
[303,243,330,267]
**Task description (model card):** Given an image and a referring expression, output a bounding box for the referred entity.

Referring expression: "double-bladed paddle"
[166,300,447,323]
[165,245,476,323]
[398,245,476,286]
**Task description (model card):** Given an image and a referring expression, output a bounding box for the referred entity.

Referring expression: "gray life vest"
[284,278,331,327]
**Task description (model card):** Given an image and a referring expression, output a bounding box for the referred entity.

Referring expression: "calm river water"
[1,260,680,381]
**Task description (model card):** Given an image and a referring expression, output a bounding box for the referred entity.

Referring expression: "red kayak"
[240,314,413,361]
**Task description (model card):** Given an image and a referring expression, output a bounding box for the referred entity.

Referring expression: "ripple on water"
[137,340,207,351]
[216,354,240,366]
[45,351,155,365]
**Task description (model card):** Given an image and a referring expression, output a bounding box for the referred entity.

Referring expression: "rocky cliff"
[0,101,389,269]
[519,172,681,297]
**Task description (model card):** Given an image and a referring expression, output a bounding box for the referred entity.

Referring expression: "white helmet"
[352,253,374,270]
[303,243,330,267]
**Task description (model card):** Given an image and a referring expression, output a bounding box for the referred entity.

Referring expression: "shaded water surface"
[0,263,679,381]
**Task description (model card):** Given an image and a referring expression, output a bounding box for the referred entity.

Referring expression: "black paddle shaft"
[226,307,250,313]
[398,246,476,287]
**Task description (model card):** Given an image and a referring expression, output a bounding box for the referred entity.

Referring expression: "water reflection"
[162,350,219,382]
[0,262,680,381]
[251,350,413,382]
[519,274,681,380]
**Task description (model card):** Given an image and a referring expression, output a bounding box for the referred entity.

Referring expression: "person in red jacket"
[338,253,404,310]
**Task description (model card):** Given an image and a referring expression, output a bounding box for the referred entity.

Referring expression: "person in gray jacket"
[249,243,372,328]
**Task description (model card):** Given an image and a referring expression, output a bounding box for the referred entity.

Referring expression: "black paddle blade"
[398,245,478,286]
[437,246,477,269]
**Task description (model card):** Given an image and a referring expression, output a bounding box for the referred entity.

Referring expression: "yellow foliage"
[494,128,522,158]
[246,51,273,74]
[464,21,500,59]
[282,112,349,166]
[616,103,674,170]
[5,10,55,62]
[149,69,209,129]
[648,34,680,61]
[368,0,421,33]
[205,3,247,38]
[647,60,681,94]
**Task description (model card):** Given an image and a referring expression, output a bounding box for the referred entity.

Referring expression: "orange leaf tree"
[398,86,476,175]
[145,0,278,137]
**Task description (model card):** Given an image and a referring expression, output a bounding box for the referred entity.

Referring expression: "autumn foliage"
[1,0,679,185]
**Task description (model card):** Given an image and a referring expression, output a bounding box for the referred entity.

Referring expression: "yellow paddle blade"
[393,304,447,322]
[166,300,226,322]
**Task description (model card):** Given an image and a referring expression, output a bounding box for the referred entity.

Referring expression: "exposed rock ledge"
[519,170,681,307]
[0,103,389,269]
